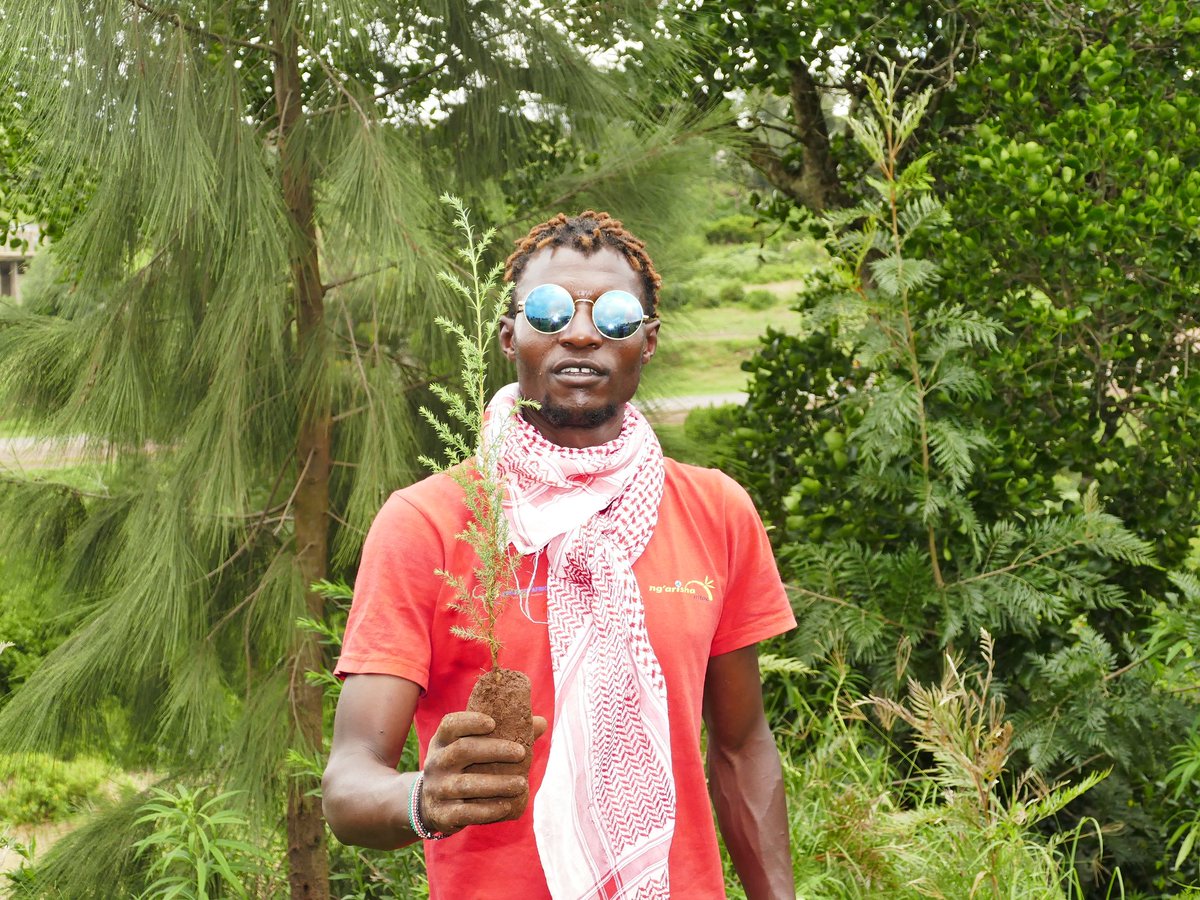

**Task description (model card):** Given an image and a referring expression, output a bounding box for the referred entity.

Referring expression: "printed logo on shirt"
[647,577,715,602]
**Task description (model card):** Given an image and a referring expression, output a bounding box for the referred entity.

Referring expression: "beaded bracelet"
[408,772,447,841]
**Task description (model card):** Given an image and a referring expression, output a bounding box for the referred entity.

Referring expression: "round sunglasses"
[517,283,656,341]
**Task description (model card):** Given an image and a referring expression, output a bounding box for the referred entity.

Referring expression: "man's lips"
[552,360,607,377]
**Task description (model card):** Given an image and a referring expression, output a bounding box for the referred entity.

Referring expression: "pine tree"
[0,4,710,895]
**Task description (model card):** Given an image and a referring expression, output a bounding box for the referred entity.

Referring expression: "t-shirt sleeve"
[710,472,796,657]
[334,490,442,690]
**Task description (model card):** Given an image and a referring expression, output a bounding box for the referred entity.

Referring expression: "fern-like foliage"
[418,198,529,670]
[763,65,1170,784]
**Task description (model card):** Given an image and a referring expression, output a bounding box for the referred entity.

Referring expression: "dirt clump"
[465,668,534,817]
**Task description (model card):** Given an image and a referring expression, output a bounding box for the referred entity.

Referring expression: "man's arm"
[322,673,539,848]
[703,644,794,900]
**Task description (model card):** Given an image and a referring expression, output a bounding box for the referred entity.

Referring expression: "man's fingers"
[431,735,527,770]
[431,711,496,746]
[431,797,527,831]
[426,772,527,803]
[532,715,549,741]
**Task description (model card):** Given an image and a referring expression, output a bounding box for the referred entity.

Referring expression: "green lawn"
[645,297,806,398]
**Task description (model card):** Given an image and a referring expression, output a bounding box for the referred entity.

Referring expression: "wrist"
[407,771,447,841]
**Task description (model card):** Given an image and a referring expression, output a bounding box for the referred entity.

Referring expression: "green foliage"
[683,241,822,285]
[0,556,68,703]
[304,582,428,898]
[716,282,744,305]
[693,5,1200,887]
[0,753,126,826]
[418,199,528,670]
[704,213,760,244]
[720,68,1199,890]
[0,90,87,245]
[5,794,154,897]
[742,289,776,311]
[728,639,1105,897]
[132,785,279,899]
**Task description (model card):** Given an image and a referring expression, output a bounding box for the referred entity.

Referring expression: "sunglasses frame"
[516,283,657,341]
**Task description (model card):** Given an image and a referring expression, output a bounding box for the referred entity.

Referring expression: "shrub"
[0,753,127,825]
[133,784,279,899]
[742,289,775,310]
[656,282,690,312]
[717,281,743,305]
[724,637,1104,897]
[717,71,1195,889]
[704,213,760,244]
[0,558,68,704]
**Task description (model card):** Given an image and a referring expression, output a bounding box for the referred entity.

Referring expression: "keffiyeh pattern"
[481,384,675,900]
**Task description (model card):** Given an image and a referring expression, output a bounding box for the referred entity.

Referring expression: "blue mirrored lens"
[592,290,645,339]
[522,284,575,334]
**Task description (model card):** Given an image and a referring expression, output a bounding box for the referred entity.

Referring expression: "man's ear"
[498,315,517,362]
[640,319,660,365]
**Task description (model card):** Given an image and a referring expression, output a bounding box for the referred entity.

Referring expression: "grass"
[643,236,821,400]
[644,296,807,398]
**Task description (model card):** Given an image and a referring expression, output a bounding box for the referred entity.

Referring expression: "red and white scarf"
[482,383,675,900]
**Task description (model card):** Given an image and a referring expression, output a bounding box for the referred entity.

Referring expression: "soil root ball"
[465,667,534,818]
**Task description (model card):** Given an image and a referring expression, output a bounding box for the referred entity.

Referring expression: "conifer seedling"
[419,196,535,817]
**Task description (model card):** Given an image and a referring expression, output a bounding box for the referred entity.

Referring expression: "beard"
[536,395,620,429]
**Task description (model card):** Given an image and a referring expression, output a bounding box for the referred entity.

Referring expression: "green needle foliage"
[0,2,716,894]
[419,197,529,670]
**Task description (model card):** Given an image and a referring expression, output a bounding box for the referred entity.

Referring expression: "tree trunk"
[786,60,845,213]
[272,5,331,898]
[743,60,846,214]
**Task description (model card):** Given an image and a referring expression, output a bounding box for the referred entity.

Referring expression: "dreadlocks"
[505,210,662,314]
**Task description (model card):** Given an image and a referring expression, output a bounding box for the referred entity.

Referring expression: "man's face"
[499,245,659,449]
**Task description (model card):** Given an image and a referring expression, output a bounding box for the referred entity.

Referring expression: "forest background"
[0,0,1199,897]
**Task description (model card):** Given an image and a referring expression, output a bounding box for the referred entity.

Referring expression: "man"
[323,211,797,899]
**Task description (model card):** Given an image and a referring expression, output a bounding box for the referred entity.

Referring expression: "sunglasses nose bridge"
[556,297,605,343]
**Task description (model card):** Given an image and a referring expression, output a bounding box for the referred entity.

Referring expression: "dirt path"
[745,278,806,297]
[0,435,96,472]
[1,821,72,877]
[638,392,747,426]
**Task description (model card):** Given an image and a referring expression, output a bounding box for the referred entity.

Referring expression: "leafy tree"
[678,0,1200,889]
[0,3,711,895]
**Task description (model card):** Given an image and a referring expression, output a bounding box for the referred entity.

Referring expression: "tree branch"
[127,0,279,57]
[303,35,372,130]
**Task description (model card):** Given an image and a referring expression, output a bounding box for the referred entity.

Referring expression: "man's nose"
[557,299,603,346]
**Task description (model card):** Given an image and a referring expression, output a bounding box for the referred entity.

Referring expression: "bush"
[742,289,775,310]
[678,282,722,308]
[133,784,280,899]
[0,558,69,704]
[0,753,128,825]
[704,213,760,244]
[717,75,1198,890]
[717,281,743,305]
[656,282,690,312]
[728,639,1105,897]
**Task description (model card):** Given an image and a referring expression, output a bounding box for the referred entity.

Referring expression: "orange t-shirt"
[336,458,796,899]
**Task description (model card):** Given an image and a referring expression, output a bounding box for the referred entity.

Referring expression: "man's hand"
[323,673,547,849]
[421,711,549,834]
